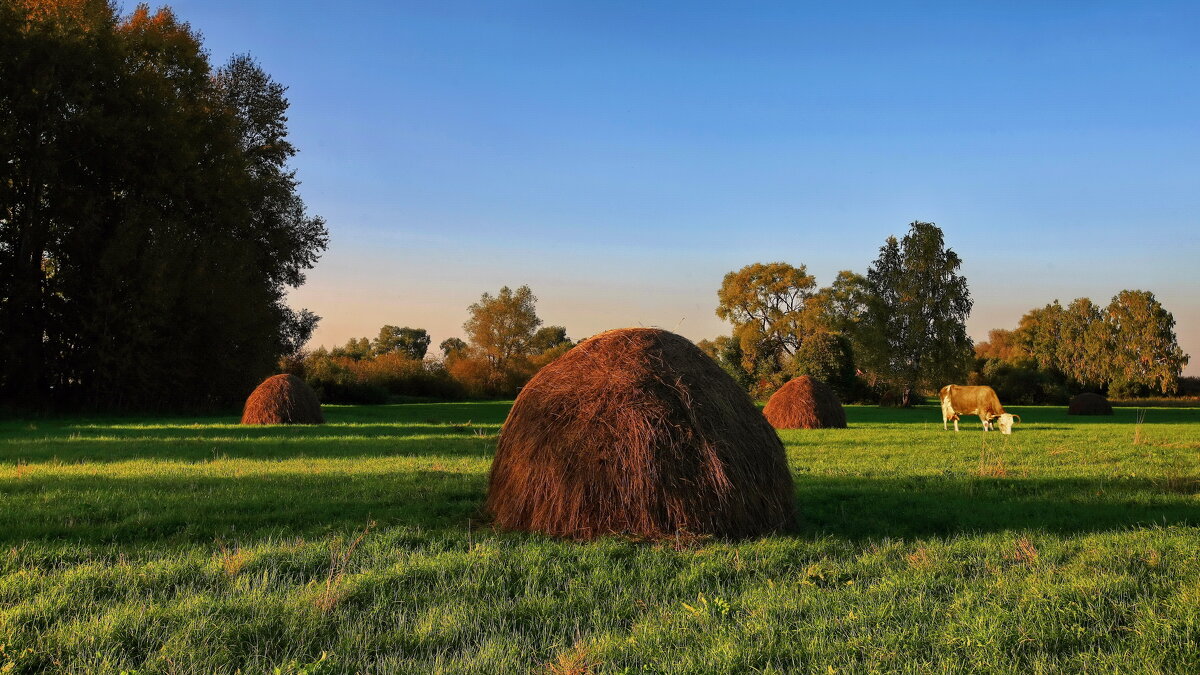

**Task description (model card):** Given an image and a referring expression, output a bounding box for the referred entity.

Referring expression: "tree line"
[1,1,326,411]
[286,286,573,402]
[703,221,1189,405]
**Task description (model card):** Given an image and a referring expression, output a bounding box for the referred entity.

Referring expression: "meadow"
[1,403,1197,674]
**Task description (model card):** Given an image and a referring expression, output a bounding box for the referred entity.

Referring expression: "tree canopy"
[0,2,326,410]
[856,222,973,406]
[373,326,431,360]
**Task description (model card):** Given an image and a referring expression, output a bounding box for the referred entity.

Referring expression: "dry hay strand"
[241,374,325,425]
[762,376,847,429]
[486,327,796,540]
[1068,392,1113,416]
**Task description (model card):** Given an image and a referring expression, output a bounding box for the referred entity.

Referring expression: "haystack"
[763,376,847,429]
[486,328,796,540]
[1068,392,1113,416]
[241,374,324,425]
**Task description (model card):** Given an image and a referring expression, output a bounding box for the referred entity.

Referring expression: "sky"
[174,1,1199,374]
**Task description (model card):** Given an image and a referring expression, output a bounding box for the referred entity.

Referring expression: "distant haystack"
[486,328,796,540]
[241,374,324,425]
[763,376,848,429]
[1068,392,1113,416]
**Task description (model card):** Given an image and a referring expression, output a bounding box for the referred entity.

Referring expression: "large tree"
[715,262,818,376]
[0,2,326,410]
[1105,290,1188,394]
[463,285,542,368]
[857,221,973,406]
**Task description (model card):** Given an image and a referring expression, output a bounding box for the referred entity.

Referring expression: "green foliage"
[372,326,431,360]
[1010,291,1188,395]
[0,4,326,411]
[1,403,1198,672]
[529,325,572,353]
[439,337,468,358]
[857,222,973,406]
[697,335,754,391]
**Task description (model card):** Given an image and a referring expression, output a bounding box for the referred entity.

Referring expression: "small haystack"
[763,376,848,429]
[241,374,324,425]
[487,328,796,540]
[1068,392,1113,416]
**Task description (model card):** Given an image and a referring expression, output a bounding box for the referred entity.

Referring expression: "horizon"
[175,1,1198,374]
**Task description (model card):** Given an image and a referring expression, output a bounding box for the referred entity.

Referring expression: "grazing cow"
[939,384,1021,434]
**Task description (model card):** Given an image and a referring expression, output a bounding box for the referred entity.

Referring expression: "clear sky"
[174,1,1198,373]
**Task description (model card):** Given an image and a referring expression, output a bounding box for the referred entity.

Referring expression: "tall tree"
[857,222,973,406]
[0,3,326,410]
[372,326,431,360]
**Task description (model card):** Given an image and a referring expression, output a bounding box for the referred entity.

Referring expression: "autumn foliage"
[486,328,796,540]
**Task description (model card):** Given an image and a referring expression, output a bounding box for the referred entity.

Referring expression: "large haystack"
[763,376,848,429]
[487,328,796,540]
[241,374,325,425]
[1068,392,1113,416]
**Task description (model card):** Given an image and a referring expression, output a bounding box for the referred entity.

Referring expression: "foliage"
[529,326,572,353]
[715,262,817,373]
[856,222,973,406]
[696,335,754,391]
[301,350,463,403]
[1008,291,1188,395]
[0,3,326,411]
[331,337,373,360]
[456,285,549,397]
[372,325,431,360]
[439,337,468,358]
[1,403,1198,672]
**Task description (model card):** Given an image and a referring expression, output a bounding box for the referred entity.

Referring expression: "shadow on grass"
[3,472,1196,546]
[0,431,498,463]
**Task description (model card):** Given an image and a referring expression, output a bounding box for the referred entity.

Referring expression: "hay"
[486,328,796,540]
[1068,392,1113,416]
[241,374,325,425]
[763,376,848,429]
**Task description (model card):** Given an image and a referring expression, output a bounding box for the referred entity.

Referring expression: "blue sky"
[174,1,1199,372]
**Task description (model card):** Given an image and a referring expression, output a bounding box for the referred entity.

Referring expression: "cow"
[939,384,1020,434]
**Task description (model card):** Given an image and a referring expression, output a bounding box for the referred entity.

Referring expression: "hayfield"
[1,403,1198,674]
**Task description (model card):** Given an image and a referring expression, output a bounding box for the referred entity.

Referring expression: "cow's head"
[996,413,1020,435]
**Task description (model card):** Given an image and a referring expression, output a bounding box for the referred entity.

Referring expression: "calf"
[939,384,1020,434]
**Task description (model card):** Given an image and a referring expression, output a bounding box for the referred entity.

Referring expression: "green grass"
[1,403,1198,673]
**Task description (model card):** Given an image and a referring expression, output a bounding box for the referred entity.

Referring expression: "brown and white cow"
[939,384,1020,434]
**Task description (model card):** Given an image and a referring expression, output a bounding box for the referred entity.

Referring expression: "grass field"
[1,403,1198,674]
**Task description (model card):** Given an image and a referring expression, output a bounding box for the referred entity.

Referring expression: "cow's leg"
[953,418,959,432]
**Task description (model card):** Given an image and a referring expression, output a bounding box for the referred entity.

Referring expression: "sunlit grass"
[1,403,1197,673]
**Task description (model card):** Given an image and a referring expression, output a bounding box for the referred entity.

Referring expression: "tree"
[530,326,571,353]
[372,326,430,360]
[975,329,1021,361]
[0,3,326,411]
[857,222,973,406]
[1105,290,1188,394]
[463,285,542,367]
[440,337,468,359]
[716,263,817,373]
